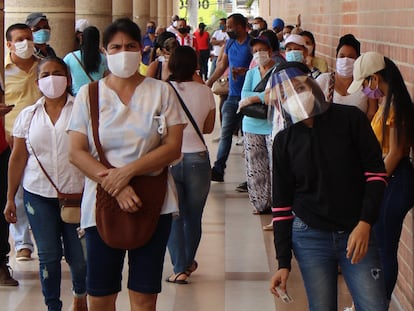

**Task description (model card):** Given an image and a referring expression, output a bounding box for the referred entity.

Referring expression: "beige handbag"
[212,76,229,95]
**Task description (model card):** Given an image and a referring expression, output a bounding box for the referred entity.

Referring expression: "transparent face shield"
[268,67,330,135]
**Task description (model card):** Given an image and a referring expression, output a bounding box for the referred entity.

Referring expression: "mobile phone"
[276,286,293,303]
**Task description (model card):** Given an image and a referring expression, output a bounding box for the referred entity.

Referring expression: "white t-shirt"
[13,95,84,197]
[170,81,215,153]
[316,72,369,113]
[67,78,187,229]
[211,30,229,57]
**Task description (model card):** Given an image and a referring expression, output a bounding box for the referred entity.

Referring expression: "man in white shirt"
[210,18,228,77]
[166,15,179,35]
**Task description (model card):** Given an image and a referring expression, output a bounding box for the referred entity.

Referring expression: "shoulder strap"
[88,81,112,168]
[27,109,61,194]
[72,52,94,82]
[253,66,276,93]
[155,59,163,80]
[327,72,335,103]
[167,81,207,147]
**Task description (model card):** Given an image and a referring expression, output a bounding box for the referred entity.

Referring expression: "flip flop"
[165,272,188,284]
[185,260,198,276]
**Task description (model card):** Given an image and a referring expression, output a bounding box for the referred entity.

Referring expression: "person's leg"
[243,133,272,212]
[128,215,171,307]
[291,217,338,311]
[10,185,34,257]
[181,152,211,268]
[23,190,63,311]
[85,226,125,311]
[374,159,414,300]
[167,163,187,274]
[61,222,87,296]
[209,56,217,79]
[0,148,11,262]
[338,232,388,311]
[212,96,241,176]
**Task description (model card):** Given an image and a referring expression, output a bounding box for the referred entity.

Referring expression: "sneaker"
[235,136,244,146]
[72,295,88,311]
[263,222,273,231]
[212,135,221,143]
[0,262,19,286]
[211,168,224,182]
[235,181,248,192]
[16,248,32,262]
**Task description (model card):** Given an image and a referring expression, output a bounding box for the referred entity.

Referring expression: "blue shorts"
[85,214,172,296]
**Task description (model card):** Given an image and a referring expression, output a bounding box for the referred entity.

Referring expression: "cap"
[250,35,272,48]
[283,34,306,49]
[347,52,385,94]
[75,19,90,32]
[272,18,284,31]
[25,12,47,28]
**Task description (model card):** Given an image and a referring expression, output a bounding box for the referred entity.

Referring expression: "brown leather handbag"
[88,81,168,250]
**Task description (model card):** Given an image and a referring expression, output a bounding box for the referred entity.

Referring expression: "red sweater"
[0,119,8,154]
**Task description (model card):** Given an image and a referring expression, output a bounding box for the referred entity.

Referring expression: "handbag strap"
[27,109,61,194]
[253,66,276,93]
[167,81,207,148]
[88,81,112,168]
[72,52,94,82]
[327,71,335,103]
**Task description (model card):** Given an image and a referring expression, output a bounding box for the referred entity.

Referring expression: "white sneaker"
[235,136,244,146]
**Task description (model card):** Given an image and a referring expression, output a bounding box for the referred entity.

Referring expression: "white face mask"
[173,21,178,28]
[253,51,271,67]
[252,23,260,30]
[282,91,315,122]
[13,39,34,59]
[305,44,314,55]
[38,75,68,99]
[107,51,141,79]
[283,33,290,41]
[336,57,355,78]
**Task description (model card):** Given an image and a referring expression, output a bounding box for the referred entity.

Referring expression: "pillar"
[0,0,4,85]
[4,0,75,57]
[150,1,157,24]
[157,0,167,27]
[133,0,149,32]
[112,0,132,21]
[75,0,112,35]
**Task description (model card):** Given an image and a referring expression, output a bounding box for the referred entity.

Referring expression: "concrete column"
[167,0,173,22]
[150,1,157,24]
[75,0,112,35]
[112,0,132,21]
[133,0,149,32]
[157,0,167,27]
[4,0,75,57]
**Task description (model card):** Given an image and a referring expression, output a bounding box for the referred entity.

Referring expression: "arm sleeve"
[272,132,295,270]
[353,109,387,225]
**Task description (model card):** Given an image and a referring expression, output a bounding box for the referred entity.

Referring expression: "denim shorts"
[85,214,172,296]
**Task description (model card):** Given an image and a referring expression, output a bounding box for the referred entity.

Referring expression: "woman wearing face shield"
[269,62,388,311]
[67,18,186,311]
[316,34,378,121]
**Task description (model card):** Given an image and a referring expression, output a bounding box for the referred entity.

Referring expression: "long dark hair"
[81,26,101,74]
[379,57,414,147]
[167,46,197,82]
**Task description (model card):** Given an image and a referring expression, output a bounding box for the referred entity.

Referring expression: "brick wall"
[259,1,414,310]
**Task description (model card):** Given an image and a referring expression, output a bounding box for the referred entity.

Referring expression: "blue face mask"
[33,29,50,44]
[147,26,155,34]
[285,50,304,63]
[219,24,225,31]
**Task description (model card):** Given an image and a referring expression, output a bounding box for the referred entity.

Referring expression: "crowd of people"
[0,9,413,311]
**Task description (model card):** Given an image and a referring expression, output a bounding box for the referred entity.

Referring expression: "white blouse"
[316,72,369,113]
[13,95,84,198]
[67,78,187,229]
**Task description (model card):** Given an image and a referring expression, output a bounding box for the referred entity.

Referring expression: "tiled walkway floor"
[1,116,399,311]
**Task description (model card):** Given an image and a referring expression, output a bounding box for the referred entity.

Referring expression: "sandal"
[185,260,198,276]
[165,272,188,284]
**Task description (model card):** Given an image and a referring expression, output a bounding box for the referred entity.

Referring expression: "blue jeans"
[24,190,86,311]
[292,217,388,311]
[213,96,241,175]
[374,157,414,300]
[168,152,211,273]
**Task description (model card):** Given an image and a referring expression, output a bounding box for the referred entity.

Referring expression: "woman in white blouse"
[316,34,378,120]
[4,57,87,311]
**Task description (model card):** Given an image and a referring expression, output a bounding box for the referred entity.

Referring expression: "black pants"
[0,147,11,262]
[199,49,211,80]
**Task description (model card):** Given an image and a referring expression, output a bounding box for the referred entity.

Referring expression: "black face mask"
[178,28,188,35]
[227,30,237,39]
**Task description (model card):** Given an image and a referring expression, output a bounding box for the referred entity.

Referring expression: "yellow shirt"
[312,57,328,73]
[371,103,395,155]
[4,53,41,132]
